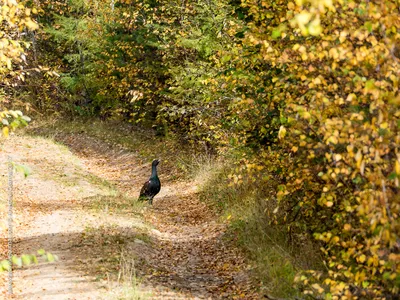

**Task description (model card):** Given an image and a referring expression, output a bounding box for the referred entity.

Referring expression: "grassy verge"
[197,155,323,298]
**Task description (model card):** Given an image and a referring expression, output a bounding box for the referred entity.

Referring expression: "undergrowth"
[197,155,323,298]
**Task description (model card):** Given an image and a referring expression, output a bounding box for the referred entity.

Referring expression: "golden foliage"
[0,0,36,134]
[228,0,400,297]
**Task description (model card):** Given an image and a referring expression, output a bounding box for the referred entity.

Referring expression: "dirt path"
[0,132,257,299]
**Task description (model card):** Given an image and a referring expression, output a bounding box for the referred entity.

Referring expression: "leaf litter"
[0,131,258,299]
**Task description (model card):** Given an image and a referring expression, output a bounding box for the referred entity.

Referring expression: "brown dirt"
[0,132,258,299]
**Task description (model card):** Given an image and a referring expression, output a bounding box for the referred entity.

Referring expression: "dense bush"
[230,0,400,297]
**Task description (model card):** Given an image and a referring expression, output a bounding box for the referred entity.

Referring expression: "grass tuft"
[104,251,150,299]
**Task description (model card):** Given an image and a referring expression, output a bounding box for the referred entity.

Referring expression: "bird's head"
[152,159,160,167]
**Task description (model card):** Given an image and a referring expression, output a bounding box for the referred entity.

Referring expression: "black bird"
[138,159,161,204]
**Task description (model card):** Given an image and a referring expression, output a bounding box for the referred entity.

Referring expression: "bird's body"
[138,159,161,204]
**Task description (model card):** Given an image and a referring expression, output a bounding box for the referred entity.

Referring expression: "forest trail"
[0,131,257,299]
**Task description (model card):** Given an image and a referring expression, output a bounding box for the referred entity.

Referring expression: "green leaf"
[1,260,10,271]
[46,253,56,262]
[365,79,375,90]
[221,55,231,64]
[2,126,9,137]
[326,293,333,300]
[12,255,22,267]
[364,22,373,33]
[37,249,46,256]
[10,119,20,130]
[32,255,38,264]
[272,29,281,39]
[21,254,32,266]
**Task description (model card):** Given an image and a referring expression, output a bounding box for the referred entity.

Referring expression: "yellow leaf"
[295,12,312,26]
[292,43,300,51]
[326,201,333,207]
[313,77,322,85]
[339,31,348,43]
[332,236,340,243]
[346,93,357,102]
[327,135,338,145]
[359,254,366,263]
[298,45,306,53]
[311,283,324,293]
[395,160,400,174]
[303,111,311,119]
[25,19,38,30]
[347,144,354,153]
[334,154,342,161]
[278,125,287,140]
[355,149,363,168]
[360,160,365,175]
[2,126,9,137]
[308,17,322,36]
[380,122,388,129]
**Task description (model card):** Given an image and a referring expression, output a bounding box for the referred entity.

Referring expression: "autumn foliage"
[235,0,400,297]
[9,0,400,298]
[0,0,36,136]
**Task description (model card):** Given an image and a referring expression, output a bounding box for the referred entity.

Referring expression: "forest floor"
[0,122,259,299]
